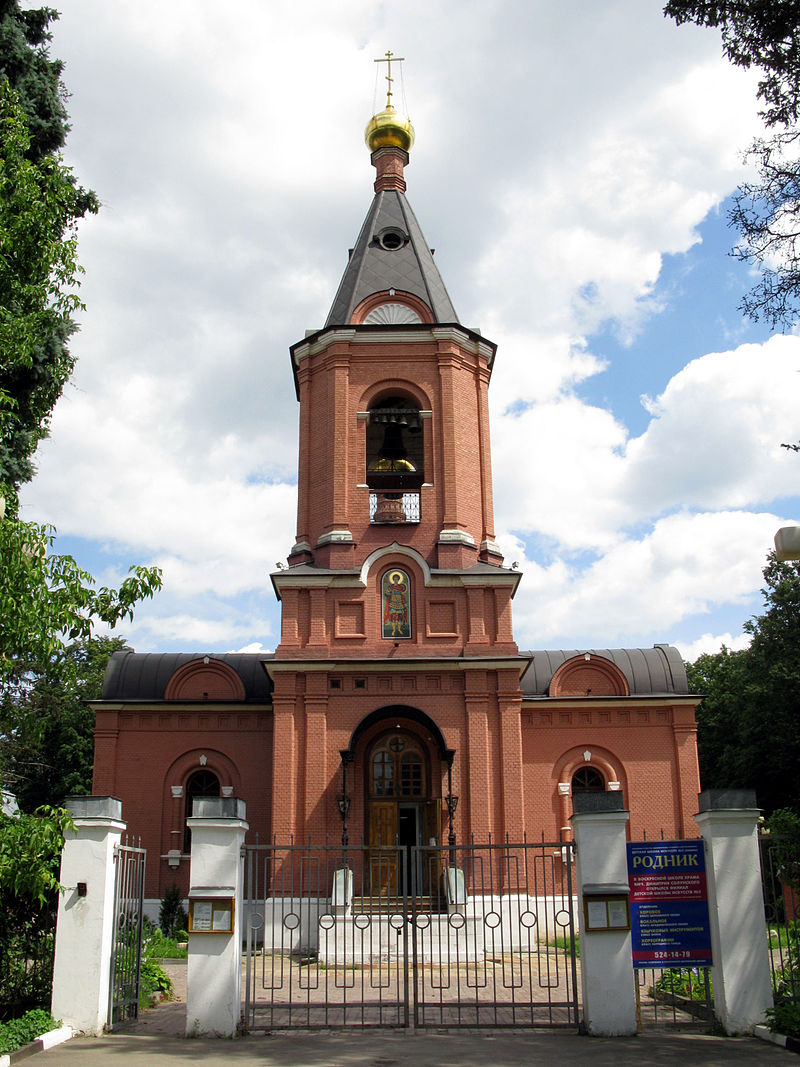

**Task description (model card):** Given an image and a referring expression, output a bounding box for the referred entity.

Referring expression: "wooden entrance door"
[367,731,437,897]
[368,801,399,896]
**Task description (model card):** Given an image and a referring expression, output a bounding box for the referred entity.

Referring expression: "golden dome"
[365,105,415,153]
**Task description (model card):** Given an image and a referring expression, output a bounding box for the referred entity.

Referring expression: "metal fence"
[242,839,580,1030]
[760,832,799,1007]
[634,966,714,1028]
[108,839,146,1028]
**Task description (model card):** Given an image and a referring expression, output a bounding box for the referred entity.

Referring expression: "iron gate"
[108,839,146,1028]
[243,840,580,1029]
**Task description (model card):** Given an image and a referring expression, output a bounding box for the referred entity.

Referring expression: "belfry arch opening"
[366,395,424,524]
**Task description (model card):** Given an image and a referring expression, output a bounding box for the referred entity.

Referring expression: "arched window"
[184,769,220,852]
[369,734,427,798]
[571,767,605,793]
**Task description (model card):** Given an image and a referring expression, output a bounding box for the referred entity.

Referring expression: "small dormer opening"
[366,395,424,524]
[374,226,409,251]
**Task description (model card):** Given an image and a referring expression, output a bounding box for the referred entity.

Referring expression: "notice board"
[627,840,713,968]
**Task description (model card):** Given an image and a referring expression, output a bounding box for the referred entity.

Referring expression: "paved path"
[38,1025,797,1066]
[41,993,796,1066]
[39,962,796,1065]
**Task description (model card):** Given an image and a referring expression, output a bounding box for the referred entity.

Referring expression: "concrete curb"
[0,1025,73,1067]
[754,1023,800,1054]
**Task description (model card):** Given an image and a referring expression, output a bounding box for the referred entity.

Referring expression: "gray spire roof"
[325,189,458,326]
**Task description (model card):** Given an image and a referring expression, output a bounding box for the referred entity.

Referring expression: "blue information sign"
[627,840,713,968]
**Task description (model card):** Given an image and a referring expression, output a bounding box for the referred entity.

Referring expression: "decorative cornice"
[291,324,495,366]
[265,656,530,676]
[522,695,701,708]
[438,528,476,547]
[316,529,355,547]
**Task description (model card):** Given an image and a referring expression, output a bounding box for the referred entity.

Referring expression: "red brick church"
[92,95,701,909]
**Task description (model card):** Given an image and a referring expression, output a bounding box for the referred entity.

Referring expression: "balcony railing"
[369,492,420,524]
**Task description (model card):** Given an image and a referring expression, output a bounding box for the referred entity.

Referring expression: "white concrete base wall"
[185,814,248,1037]
[572,809,637,1037]
[243,893,578,963]
[51,813,125,1035]
[696,808,774,1034]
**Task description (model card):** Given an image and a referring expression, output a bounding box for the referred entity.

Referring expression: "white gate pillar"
[695,789,773,1034]
[51,796,125,1035]
[185,796,248,1037]
[571,793,636,1036]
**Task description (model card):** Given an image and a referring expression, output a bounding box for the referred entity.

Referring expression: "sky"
[19,0,800,662]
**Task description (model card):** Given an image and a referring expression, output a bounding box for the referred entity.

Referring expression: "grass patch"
[144,929,187,960]
[548,934,580,956]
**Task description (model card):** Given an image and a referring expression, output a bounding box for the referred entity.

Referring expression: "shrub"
[0,808,70,1019]
[654,968,712,1002]
[139,958,173,1007]
[0,1009,58,1054]
[766,1001,800,1039]
[158,883,187,938]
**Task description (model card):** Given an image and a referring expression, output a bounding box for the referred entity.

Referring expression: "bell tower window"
[367,396,424,524]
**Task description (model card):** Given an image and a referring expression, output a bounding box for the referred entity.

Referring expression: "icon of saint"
[383,570,410,638]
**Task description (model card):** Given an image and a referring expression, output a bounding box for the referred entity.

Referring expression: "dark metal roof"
[325,190,458,326]
[520,645,690,697]
[99,646,688,702]
[100,651,274,702]
[273,561,516,577]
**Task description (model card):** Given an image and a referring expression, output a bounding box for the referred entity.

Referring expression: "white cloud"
[491,335,800,559]
[674,632,752,662]
[509,510,781,647]
[122,609,277,652]
[624,335,800,514]
[16,0,797,657]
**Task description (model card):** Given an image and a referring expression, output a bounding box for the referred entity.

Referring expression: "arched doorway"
[365,728,441,896]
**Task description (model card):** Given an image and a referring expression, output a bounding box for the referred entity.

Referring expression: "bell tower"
[269,65,526,847]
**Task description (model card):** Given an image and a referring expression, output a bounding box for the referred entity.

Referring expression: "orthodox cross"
[375,50,405,108]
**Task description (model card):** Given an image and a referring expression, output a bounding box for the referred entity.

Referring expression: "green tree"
[0,636,128,811]
[664,2,800,127]
[1,0,98,487]
[664,1,800,327]
[0,504,159,680]
[0,804,71,1017]
[0,804,69,904]
[687,552,800,815]
[686,644,749,792]
[736,552,800,812]
[0,78,84,487]
[0,0,70,161]
[0,24,160,687]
